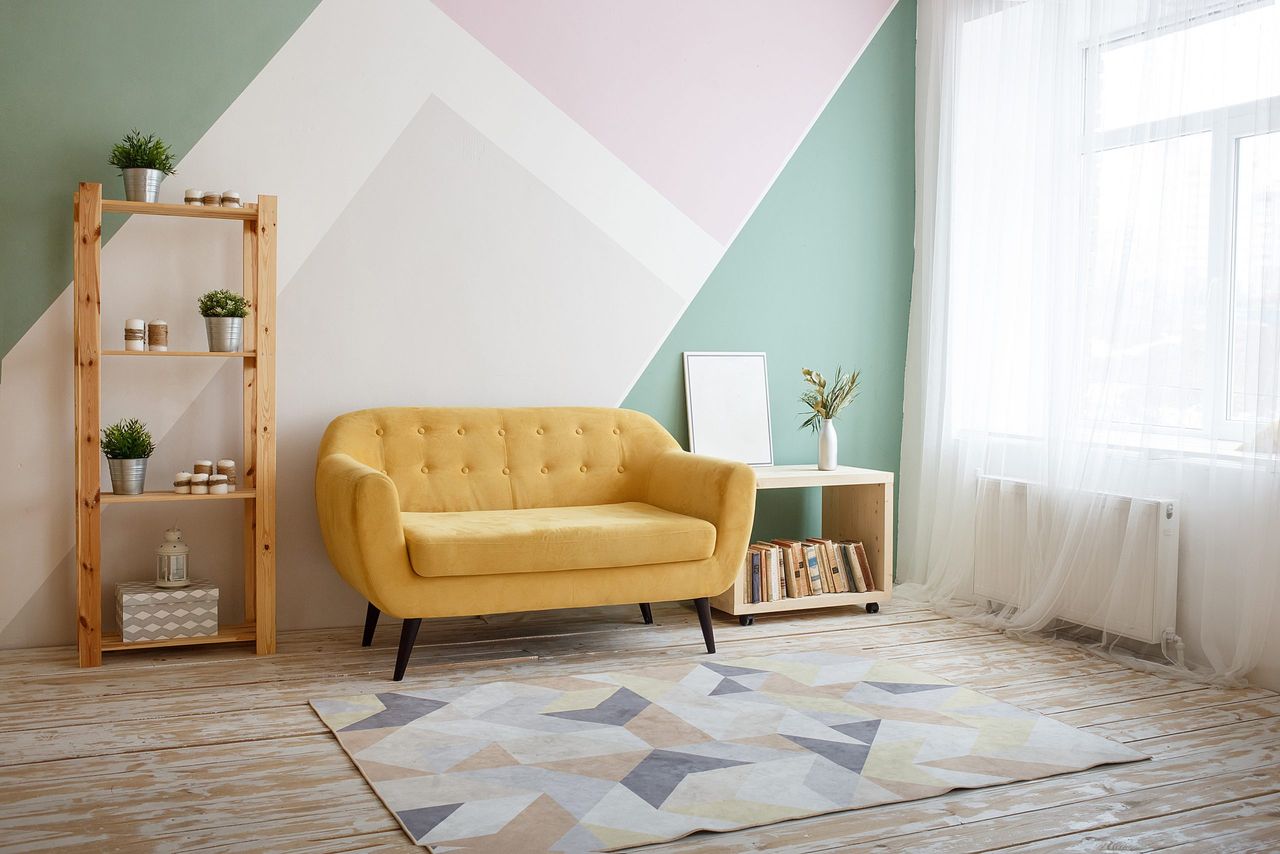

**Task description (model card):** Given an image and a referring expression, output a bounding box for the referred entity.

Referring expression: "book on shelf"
[800,542,824,594]
[795,541,814,596]
[771,539,802,598]
[739,539,879,602]
[768,547,778,601]
[807,539,844,593]
[837,542,867,593]
[851,541,877,592]
[744,543,791,604]
[756,542,786,602]
[771,545,784,601]
[749,548,763,603]
[814,538,850,593]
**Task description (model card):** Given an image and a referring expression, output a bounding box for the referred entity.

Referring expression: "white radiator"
[973,475,1178,645]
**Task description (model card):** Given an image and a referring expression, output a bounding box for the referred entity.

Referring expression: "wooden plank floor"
[1,601,1277,853]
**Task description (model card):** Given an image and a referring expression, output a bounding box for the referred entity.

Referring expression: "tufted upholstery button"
[375,428,383,436]
[613,428,620,435]
[417,427,425,435]
[461,466,470,474]
[575,427,583,435]
[497,428,505,436]
[536,428,544,435]
[457,427,465,436]
[579,465,587,473]
[421,466,428,474]
[540,466,548,474]
[502,467,510,475]
[617,466,625,473]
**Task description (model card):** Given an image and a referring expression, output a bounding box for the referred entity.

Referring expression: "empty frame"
[683,352,774,467]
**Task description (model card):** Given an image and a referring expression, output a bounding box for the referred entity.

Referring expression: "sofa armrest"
[645,450,756,590]
[315,453,412,609]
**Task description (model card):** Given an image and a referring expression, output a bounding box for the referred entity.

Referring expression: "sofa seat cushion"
[402,502,716,578]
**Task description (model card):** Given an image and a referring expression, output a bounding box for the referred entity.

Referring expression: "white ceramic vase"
[818,418,838,471]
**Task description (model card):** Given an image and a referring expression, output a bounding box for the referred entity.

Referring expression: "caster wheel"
[866,602,880,614]
[739,615,755,627]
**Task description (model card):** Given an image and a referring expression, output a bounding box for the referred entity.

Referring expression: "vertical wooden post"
[242,219,258,624]
[73,183,103,667]
[253,196,277,655]
[880,480,894,594]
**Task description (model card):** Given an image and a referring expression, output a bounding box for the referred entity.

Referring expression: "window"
[1085,2,1280,440]
[947,1,1280,448]
[1230,131,1280,424]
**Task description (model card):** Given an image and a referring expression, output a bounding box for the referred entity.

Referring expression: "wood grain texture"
[100,489,256,504]
[101,623,257,652]
[101,198,258,220]
[711,473,894,617]
[71,183,277,664]
[753,464,895,489]
[73,183,103,668]
[252,195,277,655]
[2,602,1275,850]
[101,349,257,358]
[242,217,259,624]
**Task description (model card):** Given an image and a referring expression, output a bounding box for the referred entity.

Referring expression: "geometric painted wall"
[626,0,916,545]
[0,0,908,647]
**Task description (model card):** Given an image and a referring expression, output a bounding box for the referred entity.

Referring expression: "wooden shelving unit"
[102,349,257,358]
[73,182,277,667]
[709,465,894,624]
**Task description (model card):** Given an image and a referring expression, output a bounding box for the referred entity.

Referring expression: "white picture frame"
[683,351,774,467]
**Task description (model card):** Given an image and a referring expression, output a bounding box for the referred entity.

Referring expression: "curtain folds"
[901,0,1280,684]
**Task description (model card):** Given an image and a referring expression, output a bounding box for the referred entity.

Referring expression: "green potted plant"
[800,367,861,471]
[101,418,156,495]
[108,129,177,203]
[198,289,249,352]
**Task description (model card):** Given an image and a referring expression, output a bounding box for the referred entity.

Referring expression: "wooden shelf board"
[103,350,256,358]
[102,623,257,652]
[754,464,895,490]
[102,489,256,505]
[101,199,257,221]
[715,591,891,617]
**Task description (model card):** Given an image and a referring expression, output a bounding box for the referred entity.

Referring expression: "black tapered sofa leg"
[639,603,654,624]
[393,618,422,681]
[362,603,380,647]
[693,597,715,654]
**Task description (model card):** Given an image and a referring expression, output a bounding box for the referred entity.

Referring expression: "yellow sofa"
[315,407,756,679]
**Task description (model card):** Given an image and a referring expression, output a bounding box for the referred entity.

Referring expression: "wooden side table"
[709,465,894,624]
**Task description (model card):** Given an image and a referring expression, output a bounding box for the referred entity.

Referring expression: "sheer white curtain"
[901,0,1280,684]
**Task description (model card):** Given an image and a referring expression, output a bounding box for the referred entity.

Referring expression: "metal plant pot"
[205,316,244,352]
[107,458,148,495]
[122,168,164,203]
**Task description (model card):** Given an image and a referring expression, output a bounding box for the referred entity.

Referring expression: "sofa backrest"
[317,407,681,512]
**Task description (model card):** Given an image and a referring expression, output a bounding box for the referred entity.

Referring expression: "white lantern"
[155,527,191,588]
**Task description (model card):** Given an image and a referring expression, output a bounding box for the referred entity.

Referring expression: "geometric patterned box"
[115,579,219,643]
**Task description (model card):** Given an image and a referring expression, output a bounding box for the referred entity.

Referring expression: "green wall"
[624,0,916,551]
[0,0,318,368]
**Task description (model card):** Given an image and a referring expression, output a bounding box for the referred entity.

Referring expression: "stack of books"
[741,539,877,604]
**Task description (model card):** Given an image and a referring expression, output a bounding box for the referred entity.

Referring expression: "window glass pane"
[1086,134,1212,429]
[1098,4,1280,131]
[1230,131,1280,425]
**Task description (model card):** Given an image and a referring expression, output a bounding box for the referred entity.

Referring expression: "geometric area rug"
[310,650,1146,852]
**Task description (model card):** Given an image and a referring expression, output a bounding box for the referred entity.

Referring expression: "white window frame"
[1081,12,1280,445]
